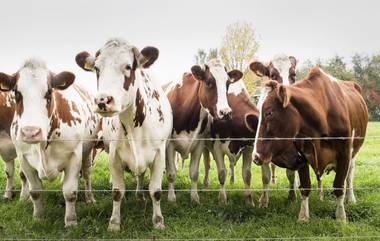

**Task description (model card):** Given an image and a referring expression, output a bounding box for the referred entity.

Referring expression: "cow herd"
[0,38,368,231]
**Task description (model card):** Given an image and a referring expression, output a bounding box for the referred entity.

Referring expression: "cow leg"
[345,156,356,204]
[229,157,236,184]
[317,178,324,201]
[63,164,80,228]
[3,159,14,200]
[203,148,211,187]
[82,156,95,203]
[298,163,311,222]
[259,163,271,208]
[189,145,203,204]
[135,172,145,201]
[270,163,277,184]
[108,152,125,232]
[286,169,297,202]
[166,144,177,202]
[242,147,254,207]
[149,146,165,229]
[21,160,43,219]
[334,152,350,222]
[19,171,30,200]
[212,145,227,205]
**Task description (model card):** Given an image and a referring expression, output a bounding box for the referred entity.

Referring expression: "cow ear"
[0,72,16,92]
[289,56,297,68]
[245,112,259,133]
[228,69,243,83]
[249,61,269,77]
[133,46,159,68]
[278,85,290,108]
[51,71,75,90]
[75,51,95,71]
[191,65,206,81]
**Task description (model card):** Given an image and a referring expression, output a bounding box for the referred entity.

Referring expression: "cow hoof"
[271,177,277,184]
[108,222,121,232]
[168,191,176,202]
[153,216,165,230]
[203,178,209,188]
[218,192,227,205]
[318,193,324,201]
[245,195,255,207]
[298,215,309,223]
[191,193,200,204]
[259,195,269,208]
[135,191,146,201]
[65,220,78,228]
[346,195,356,204]
[85,193,96,203]
[288,191,297,202]
[3,191,13,200]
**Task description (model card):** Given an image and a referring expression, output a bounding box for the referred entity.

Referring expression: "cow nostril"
[106,96,113,104]
[98,102,106,110]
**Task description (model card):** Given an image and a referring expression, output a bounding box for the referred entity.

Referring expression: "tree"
[194,48,219,65]
[219,22,260,71]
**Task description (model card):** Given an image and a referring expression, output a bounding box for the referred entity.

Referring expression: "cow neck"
[0,92,15,135]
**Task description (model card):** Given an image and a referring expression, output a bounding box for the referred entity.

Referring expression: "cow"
[165,59,243,204]
[0,58,101,227]
[249,55,300,207]
[204,78,258,206]
[0,93,28,200]
[75,38,173,230]
[250,67,368,222]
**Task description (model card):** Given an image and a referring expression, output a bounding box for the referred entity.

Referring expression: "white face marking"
[95,39,136,113]
[16,59,50,139]
[207,59,232,118]
[319,68,338,82]
[271,56,292,86]
[253,87,269,156]
[228,79,246,96]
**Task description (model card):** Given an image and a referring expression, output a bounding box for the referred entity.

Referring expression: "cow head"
[250,55,297,85]
[0,58,75,144]
[249,80,305,170]
[75,38,159,117]
[191,59,243,120]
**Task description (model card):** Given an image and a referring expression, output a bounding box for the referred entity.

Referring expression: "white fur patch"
[271,54,292,86]
[253,87,269,156]
[228,79,246,96]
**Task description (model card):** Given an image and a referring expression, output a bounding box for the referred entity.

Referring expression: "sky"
[1,0,379,93]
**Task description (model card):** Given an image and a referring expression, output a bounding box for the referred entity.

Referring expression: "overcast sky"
[1,0,379,93]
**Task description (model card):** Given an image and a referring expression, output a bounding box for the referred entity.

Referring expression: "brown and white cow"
[250,67,368,222]
[249,55,299,207]
[165,59,242,203]
[0,92,28,200]
[0,58,100,227]
[76,38,173,230]
[205,78,258,206]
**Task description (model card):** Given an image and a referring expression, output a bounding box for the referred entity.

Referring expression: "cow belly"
[0,131,16,161]
[171,131,207,159]
[116,141,157,175]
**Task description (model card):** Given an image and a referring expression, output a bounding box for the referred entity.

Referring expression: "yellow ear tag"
[84,62,94,71]
[0,83,10,91]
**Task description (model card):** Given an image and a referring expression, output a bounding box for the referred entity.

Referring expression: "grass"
[0,123,379,241]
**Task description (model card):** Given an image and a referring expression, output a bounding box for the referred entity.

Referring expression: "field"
[0,123,379,241]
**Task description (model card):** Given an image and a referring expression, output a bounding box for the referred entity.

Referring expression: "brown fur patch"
[0,92,15,135]
[133,89,146,127]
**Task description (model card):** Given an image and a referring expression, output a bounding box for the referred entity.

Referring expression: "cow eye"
[14,90,22,103]
[125,65,132,71]
[45,89,52,102]
[265,111,273,118]
[206,80,213,88]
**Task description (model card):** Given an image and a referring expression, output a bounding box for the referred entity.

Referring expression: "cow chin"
[96,109,119,117]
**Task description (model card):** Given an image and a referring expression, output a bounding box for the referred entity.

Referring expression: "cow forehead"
[96,39,134,67]
[17,59,49,93]
[207,60,229,83]
[271,55,292,84]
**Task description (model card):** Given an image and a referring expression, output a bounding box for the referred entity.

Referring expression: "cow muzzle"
[217,107,232,120]
[21,126,43,144]
[94,95,118,117]
[252,152,271,166]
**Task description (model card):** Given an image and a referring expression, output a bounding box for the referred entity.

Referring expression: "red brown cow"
[165,59,243,203]
[249,55,299,207]
[249,67,368,222]
[0,92,28,200]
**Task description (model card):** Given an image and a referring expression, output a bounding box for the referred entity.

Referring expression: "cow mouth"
[22,138,44,144]
[95,110,119,117]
